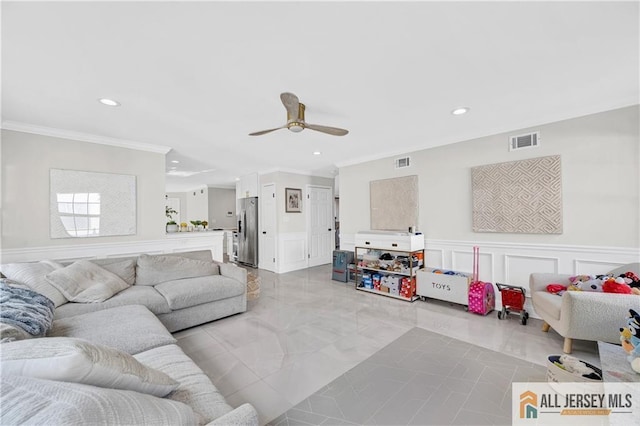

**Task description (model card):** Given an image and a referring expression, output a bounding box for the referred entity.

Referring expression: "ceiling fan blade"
[305,123,349,136]
[280,92,300,120]
[248,125,286,136]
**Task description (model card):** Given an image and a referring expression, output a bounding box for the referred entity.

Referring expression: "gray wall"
[208,187,236,229]
[1,130,166,249]
[339,105,639,248]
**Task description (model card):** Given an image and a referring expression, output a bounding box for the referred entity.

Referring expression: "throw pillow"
[136,254,220,286]
[0,260,67,307]
[45,260,130,303]
[0,281,55,338]
[0,337,179,397]
[90,258,137,285]
[0,375,197,425]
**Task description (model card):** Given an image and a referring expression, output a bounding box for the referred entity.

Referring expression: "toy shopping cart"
[496,283,529,325]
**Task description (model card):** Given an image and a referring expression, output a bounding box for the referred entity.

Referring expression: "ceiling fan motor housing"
[287,103,306,132]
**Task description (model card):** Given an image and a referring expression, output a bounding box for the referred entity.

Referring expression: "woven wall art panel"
[370,175,418,231]
[471,155,562,234]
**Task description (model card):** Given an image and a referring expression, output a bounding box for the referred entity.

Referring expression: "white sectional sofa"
[2,250,248,332]
[0,250,258,425]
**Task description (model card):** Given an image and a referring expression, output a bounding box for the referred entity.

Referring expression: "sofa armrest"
[560,291,640,342]
[219,263,247,285]
[529,273,572,293]
[206,403,258,426]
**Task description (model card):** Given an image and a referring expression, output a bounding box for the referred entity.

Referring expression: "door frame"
[305,184,334,268]
[259,182,277,272]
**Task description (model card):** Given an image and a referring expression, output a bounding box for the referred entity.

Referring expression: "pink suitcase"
[468,246,495,315]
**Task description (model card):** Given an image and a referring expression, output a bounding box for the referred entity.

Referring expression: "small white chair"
[530,263,640,353]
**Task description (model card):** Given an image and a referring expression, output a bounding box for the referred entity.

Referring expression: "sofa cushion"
[0,375,197,425]
[0,281,55,338]
[1,337,179,397]
[136,254,220,286]
[154,275,246,310]
[89,258,137,285]
[54,285,171,319]
[0,261,67,307]
[49,305,176,355]
[134,343,232,423]
[45,260,130,303]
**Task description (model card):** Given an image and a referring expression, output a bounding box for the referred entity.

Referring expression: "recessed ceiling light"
[99,98,120,107]
[451,107,470,115]
[313,151,321,156]
[171,160,180,164]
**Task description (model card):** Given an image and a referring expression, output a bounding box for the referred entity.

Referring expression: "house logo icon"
[520,390,538,419]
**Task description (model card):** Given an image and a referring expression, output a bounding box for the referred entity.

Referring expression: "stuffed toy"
[603,277,633,294]
[547,284,567,295]
[620,272,640,295]
[619,309,640,374]
[567,275,591,291]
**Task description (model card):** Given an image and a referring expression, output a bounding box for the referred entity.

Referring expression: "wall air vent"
[509,131,540,151]
[395,156,411,169]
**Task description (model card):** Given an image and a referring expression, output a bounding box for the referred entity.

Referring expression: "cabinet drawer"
[355,232,424,251]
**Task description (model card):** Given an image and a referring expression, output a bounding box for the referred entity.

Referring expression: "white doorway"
[306,185,333,267]
[260,183,277,272]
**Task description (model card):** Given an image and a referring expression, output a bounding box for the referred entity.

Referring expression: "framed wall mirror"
[50,169,137,238]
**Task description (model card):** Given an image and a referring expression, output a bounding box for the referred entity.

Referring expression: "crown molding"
[1,121,172,154]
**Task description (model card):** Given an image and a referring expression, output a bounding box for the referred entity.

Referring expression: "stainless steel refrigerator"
[237,197,258,267]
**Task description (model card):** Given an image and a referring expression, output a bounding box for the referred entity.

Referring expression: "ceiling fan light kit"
[249,92,349,136]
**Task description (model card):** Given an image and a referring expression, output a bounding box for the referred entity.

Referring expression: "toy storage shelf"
[357,286,420,302]
[355,234,424,302]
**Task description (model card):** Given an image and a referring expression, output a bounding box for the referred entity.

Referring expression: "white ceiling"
[2,1,638,192]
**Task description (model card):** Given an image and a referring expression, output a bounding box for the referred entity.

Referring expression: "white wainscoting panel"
[504,254,559,287]
[1,232,225,264]
[277,232,308,274]
[425,248,444,269]
[340,233,640,318]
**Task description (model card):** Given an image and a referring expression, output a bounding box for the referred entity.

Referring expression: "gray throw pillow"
[1,337,179,397]
[45,260,130,303]
[0,261,67,307]
[135,254,220,286]
[1,375,197,425]
[90,258,137,286]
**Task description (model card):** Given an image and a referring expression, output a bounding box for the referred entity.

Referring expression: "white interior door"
[260,183,277,272]
[307,185,333,267]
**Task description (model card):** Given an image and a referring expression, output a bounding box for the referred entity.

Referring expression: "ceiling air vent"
[395,156,411,169]
[509,131,540,151]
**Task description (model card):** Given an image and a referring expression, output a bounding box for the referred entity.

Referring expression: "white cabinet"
[354,231,424,252]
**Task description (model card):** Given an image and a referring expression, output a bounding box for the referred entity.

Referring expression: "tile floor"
[270,327,548,425]
[172,265,599,425]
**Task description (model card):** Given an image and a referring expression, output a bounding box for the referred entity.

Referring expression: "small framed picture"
[285,188,302,213]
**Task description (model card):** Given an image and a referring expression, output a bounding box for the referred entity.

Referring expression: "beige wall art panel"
[471,155,562,234]
[370,175,418,231]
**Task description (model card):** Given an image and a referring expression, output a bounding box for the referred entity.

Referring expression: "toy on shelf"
[619,309,640,374]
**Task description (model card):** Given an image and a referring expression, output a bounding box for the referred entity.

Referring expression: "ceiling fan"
[249,92,349,136]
